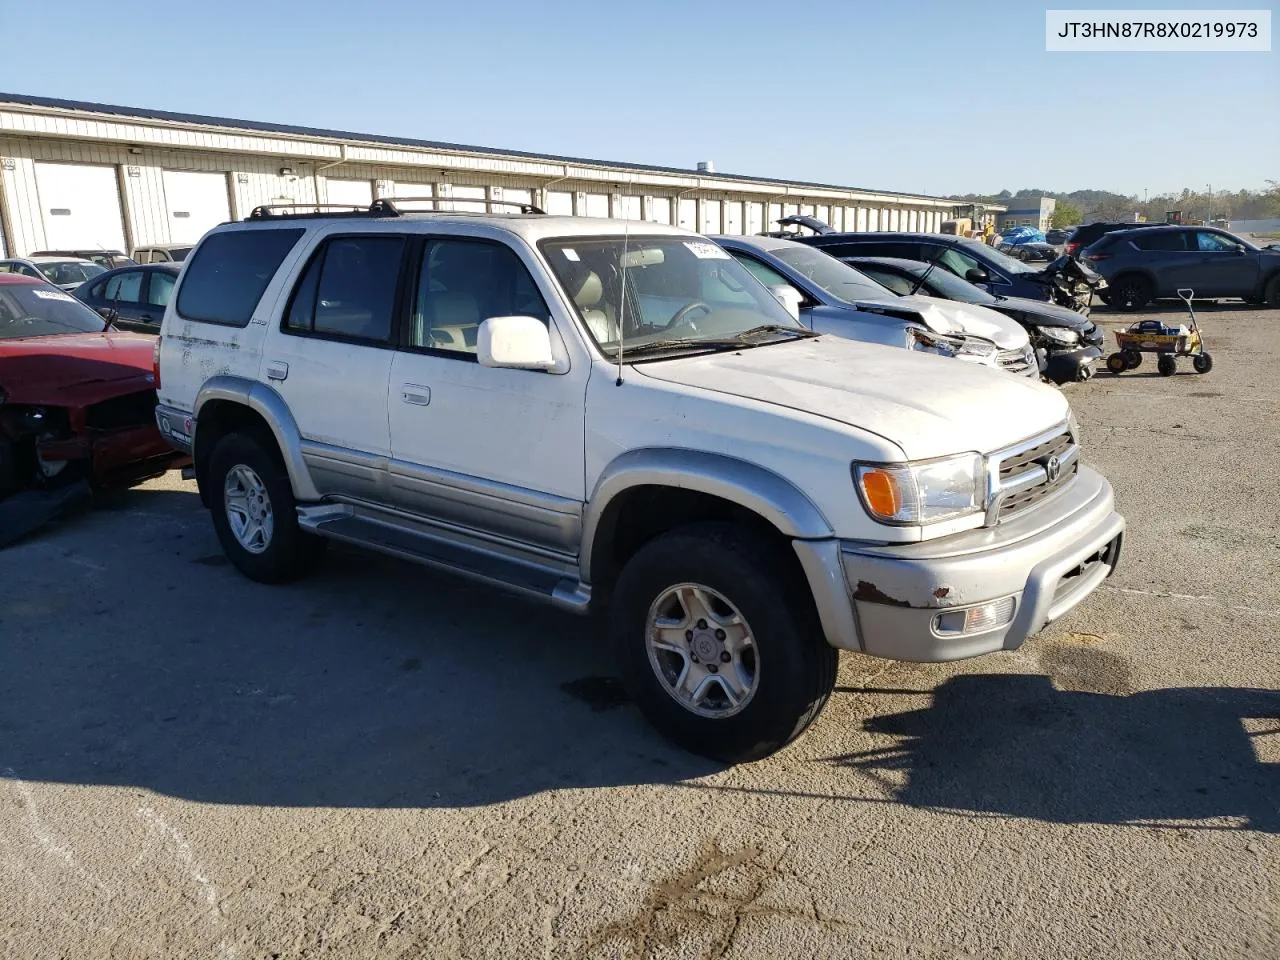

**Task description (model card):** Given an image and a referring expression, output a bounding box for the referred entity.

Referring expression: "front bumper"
[1043,345,1104,384]
[793,466,1124,662]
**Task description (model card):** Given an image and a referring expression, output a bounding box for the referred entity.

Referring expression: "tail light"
[152,338,162,390]
[1066,241,1080,255]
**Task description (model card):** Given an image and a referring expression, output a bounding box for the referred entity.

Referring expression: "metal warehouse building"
[0,93,980,258]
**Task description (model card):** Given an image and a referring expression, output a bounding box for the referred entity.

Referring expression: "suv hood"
[635,335,1068,460]
[0,331,156,405]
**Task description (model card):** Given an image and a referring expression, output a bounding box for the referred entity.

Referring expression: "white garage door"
[162,171,231,244]
[34,162,126,252]
[325,178,373,207]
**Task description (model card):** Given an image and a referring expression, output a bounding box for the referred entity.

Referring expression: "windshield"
[0,283,108,338]
[769,246,895,303]
[913,264,999,305]
[969,241,1037,275]
[541,236,802,358]
[36,261,107,285]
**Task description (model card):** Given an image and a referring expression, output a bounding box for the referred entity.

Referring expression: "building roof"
[0,91,968,207]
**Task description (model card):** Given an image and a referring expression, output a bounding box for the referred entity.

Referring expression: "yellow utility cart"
[1106,288,1213,377]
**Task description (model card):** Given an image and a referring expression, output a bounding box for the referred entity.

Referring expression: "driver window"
[1195,232,1237,252]
[414,239,549,356]
[935,248,980,277]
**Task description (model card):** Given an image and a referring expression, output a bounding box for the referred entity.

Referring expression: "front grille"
[85,391,158,431]
[990,427,1078,522]
[997,346,1037,375]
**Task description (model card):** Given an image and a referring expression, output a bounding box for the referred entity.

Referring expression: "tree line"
[952,182,1280,226]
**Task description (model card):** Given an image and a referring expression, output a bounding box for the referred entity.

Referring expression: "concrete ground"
[1,302,1276,960]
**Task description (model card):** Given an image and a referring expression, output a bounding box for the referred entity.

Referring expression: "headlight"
[1037,325,1080,345]
[853,454,984,525]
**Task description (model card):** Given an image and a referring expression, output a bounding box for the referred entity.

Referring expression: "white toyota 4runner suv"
[154,202,1124,762]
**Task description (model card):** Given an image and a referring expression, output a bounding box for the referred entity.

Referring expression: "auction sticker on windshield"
[31,289,76,301]
[684,241,730,259]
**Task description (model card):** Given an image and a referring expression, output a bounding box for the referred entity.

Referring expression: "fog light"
[934,596,1016,636]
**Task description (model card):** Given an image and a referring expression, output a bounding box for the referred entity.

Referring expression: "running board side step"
[297,504,592,615]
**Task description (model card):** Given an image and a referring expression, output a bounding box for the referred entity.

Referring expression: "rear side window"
[1130,232,1186,252]
[104,270,144,303]
[176,228,303,327]
[285,235,406,342]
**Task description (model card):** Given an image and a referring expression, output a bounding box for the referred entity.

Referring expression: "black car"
[74,262,181,333]
[1045,227,1075,245]
[793,231,1056,301]
[1064,222,1158,257]
[1082,225,1280,311]
[847,256,1105,383]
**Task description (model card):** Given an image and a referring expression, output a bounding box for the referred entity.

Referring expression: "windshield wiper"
[616,326,816,360]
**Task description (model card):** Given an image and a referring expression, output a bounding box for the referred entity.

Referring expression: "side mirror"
[477,315,555,370]
[98,306,119,326]
[1234,243,1246,254]
[768,284,804,322]
[964,267,989,283]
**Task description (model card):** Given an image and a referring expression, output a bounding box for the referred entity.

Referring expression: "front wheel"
[1193,353,1213,374]
[1106,352,1128,374]
[1158,355,1177,377]
[207,430,327,583]
[1123,350,1143,369]
[611,523,837,763]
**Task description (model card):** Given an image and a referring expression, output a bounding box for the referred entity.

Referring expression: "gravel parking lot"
[2,302,1277,960]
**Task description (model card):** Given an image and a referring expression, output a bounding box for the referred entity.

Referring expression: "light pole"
[1207,183,1212,223]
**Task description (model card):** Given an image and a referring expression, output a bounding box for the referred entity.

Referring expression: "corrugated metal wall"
[0,105,967,257]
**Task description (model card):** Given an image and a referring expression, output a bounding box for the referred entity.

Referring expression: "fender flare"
[193,375,320,502]
[580,447,834,583]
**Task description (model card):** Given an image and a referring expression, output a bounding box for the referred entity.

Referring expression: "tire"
[1193,353,1213,374]
[1111,275,1152,312]
[1124,350,1143,369]
[1106,353,1127,374]
[207,429,327,583]
[1157,355,1177,377]
[1264,276,1280,308]
[610,522,837,764]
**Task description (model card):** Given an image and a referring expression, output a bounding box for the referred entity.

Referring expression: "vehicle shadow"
[0,488,722,808]
[824,657,1279,832]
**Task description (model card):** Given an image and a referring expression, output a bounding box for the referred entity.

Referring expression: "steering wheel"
[667,301,712,333]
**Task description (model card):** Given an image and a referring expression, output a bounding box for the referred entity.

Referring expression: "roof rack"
[377,197,546,215]
[245,198,546,221]
[246,203,395,220]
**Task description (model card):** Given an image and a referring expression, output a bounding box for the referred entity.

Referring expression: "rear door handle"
[401,383,431,406]
[266,360,289,381]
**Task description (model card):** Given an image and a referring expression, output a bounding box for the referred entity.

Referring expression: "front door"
[264,232,405,501]
[386,236,586,556]
[1183,230,1260,297]
[99,268,157,332]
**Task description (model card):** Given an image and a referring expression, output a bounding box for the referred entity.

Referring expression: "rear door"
[265,231,406,502]
[1183,230,1259,297]
[1125,231,1196,294]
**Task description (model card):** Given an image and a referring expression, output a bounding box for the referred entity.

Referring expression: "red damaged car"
[0,274,186,515]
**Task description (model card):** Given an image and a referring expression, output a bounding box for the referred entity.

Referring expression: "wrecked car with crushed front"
[0,275,186,539]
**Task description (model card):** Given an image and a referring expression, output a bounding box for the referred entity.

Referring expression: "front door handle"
[401,383,431,406]
[266,360,289,381]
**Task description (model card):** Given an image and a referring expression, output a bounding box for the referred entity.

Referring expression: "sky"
[1,0,1276,199]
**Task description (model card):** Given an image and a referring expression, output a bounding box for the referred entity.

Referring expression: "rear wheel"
[611,523,837,763]
[1193,353,1213,374]
[207,430,327,583]
[1123,350,1143,369]
[1106,353,1128,374]
[1158,355,1177,377]
[1111,275,1152,312]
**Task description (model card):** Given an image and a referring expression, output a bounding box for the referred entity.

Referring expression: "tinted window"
[1131,232,1187,251]
[285,235,404,341]
[147,270,177,307]
[177,229,303,327]
[413,239,549,355]
[104,270,144,303]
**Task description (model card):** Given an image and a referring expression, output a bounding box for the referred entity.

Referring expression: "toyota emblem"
[1045,454,1062,483]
